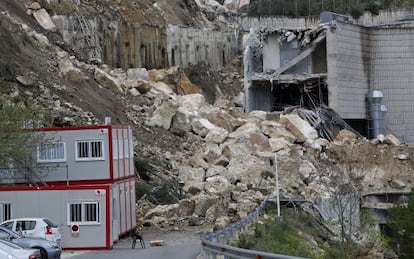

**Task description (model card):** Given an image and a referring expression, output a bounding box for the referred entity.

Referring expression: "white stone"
[128,87,141,96]
[94,68,123,93]
[127,68,149,81]
[150,81,174,95]
[205,127,228,144]
[145,97,178,130]
[32,9,56,30]
[280,113,318,144]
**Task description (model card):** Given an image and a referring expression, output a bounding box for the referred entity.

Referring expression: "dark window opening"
[271,79,328,112]
[344,119,368,138]
[171,48,175,66]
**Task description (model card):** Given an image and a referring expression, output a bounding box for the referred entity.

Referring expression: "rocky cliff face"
[1,0,414,247]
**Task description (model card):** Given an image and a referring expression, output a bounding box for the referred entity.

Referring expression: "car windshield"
[0,238,24,249]
[0,227,22,239]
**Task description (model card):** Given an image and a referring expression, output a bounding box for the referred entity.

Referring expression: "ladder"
[71,1,101,63]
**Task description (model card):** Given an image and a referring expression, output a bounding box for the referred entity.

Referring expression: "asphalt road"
[62,227,207,259]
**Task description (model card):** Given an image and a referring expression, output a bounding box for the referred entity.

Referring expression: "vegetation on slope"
[246,0,414,18]
[386,190,414,259]
[234,207,380,258]
[0,76,49,184]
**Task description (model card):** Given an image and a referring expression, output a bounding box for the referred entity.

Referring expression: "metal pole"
[274,154,280,217]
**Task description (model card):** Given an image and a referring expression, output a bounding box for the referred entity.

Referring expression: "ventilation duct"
[367,90,386,139]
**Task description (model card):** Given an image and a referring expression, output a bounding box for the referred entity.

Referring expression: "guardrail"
[200,198,305,259]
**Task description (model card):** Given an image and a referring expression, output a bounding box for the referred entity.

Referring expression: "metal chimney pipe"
[367,90,386,139]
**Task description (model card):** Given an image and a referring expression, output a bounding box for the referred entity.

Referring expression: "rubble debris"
[149,240,166,246]
[297,105,362,142]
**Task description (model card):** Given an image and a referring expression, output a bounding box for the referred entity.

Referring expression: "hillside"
[1,0,414,257]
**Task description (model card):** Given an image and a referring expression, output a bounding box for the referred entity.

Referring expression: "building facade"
[0,125,136,249]
[244,18,414,146]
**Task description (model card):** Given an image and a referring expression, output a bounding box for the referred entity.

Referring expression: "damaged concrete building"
[244,12,414,145]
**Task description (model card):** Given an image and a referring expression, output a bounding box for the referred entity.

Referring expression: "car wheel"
[39,248,48,259]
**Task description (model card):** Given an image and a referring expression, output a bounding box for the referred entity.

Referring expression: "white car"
[0,239,41,259]
[0,218,61,246]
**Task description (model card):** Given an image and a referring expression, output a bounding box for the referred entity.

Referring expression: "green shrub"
[365,1,381,15]
[135,179,153,199]
[350,5,364,19]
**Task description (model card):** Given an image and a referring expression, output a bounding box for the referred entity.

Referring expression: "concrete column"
[326,23,339,111]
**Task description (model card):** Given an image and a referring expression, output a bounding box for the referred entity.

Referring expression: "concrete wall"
[52,15,100,62]
[101,22,168,69]
[327,22,414,145]
[166,26,239,70]
[262,34,279,71]
[369,27,414,144]
[327,23,371,119]
[237,16,320,31]
[52,16,239,70]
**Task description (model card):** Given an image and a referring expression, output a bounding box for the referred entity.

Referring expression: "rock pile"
[3,0,414,235]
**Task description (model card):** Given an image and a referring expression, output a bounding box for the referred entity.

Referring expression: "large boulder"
[94,68,124,94]
[124,80,152,94]
[178,74,202,95]
[205,126,228,144]
[192,118,216,137]
[205,175,232,195]
[189,152,209,169]
[205,165,228,178]
[193,192,220,217]
[223,0,250,10]
[177,165,205,182]
[177,94,206,115]
[203,144,223,163]
[261,120,296,143]
[58,60,84,82]
[225,155,267,181]
[228,122,271,152]
[279,114,318,144]
[127,68,149,81]
[222,140,254,159]
[32,8,56,30]
[145,96,179,129]
[203,108,240,132]
[149,81,175,96]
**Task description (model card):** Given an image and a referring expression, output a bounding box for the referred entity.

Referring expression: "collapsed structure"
[244,12,414,146]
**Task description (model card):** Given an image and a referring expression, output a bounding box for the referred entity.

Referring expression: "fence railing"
[200,198,305,259]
